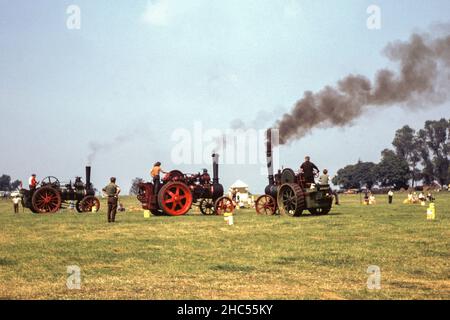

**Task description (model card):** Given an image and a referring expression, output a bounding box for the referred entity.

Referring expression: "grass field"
[0,192,449,300]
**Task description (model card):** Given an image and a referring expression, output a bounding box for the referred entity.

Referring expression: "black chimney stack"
[212,154,219,184]
[266,129,274,185]
[86,166,91,190]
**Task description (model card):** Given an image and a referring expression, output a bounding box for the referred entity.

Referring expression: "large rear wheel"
[31,186,62,213]
[255,195,276,215]
[158,182,193,216]
[277,183,305,217]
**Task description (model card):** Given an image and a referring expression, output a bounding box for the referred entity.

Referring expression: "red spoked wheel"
[31,186,62,213]
[80,196,101,212]
[255,195,277,215]
[157,182,193,216]
[214,196,234,215]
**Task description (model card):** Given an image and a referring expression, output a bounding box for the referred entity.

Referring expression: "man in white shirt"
[388,190,394,204]
[12,196,21,213]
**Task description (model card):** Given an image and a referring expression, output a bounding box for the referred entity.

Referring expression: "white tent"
[229,180,249,190]
[229,180,253,208]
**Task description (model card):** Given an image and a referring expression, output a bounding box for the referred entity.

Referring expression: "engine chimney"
[212,153,219,184]
[86,166,91,190]
[266,129,274,185]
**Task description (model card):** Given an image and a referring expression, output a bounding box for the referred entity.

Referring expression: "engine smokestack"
[85,166,91,190]
[212,154,219,184]
[266,129,274,185]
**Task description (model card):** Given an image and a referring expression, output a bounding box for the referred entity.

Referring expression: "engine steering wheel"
[40,176,60,188]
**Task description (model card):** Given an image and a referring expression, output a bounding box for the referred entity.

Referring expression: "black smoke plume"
[275,30,450,144]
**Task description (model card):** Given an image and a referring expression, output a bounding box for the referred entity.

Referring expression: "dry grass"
[0,192,449,300]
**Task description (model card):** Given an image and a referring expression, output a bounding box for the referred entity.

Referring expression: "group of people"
[363,192,377,205]
[405,191,435,205]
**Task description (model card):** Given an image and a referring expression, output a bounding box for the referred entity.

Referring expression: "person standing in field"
[300,156,319,185]
[151,162,167,194]
[102,177,121,223]
[12,196,20,213]
[388,189,394,204]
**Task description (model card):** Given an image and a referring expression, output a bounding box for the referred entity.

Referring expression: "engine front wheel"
[214,196,234,215]
[255,195,277,215]
[80,196,101,212]
[199,198,215,215]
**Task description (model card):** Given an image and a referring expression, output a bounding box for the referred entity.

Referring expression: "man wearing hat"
[102,177,121,223]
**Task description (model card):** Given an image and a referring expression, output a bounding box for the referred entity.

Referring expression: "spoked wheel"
[31,186,62,213]
[277,183,305,217]
[214,196,234,215]
[40,176,60,188]
[80,196,101,212]
[309,207,331,215]
[199,198,215,215]
[158,182,193,216]
[255,195,277,215]
[163,170,185,182]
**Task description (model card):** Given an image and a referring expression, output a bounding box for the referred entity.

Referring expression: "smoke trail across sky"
[87,128,146,164]
[274,28,450,144]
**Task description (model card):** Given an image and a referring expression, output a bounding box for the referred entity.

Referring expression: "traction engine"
[137,154,234,216]
[20,166,100,214]
[255,130,333,217]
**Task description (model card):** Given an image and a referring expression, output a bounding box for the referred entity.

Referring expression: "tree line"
[332,118,450,190]
[0,174,21,191]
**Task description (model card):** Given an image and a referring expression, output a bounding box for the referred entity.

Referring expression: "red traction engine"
[255,130,333,217]
[20,166,100,214]
[137,154,234,216]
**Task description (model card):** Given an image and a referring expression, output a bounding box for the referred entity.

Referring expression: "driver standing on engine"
[28,174,38,190]
[151,162,167,194]
[200,169,211,185]
[300,156,319,185]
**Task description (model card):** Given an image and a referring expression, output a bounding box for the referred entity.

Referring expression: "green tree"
[416,129,435,185]
[421,119,450,186]
[332,161,377,190]
[0,174,11,191]
[10,180,21,190]
[129,177,144,195]
[374,149,410,190]
[392,125,421,186]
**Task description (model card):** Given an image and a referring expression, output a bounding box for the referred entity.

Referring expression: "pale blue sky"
[1,0,449,193]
